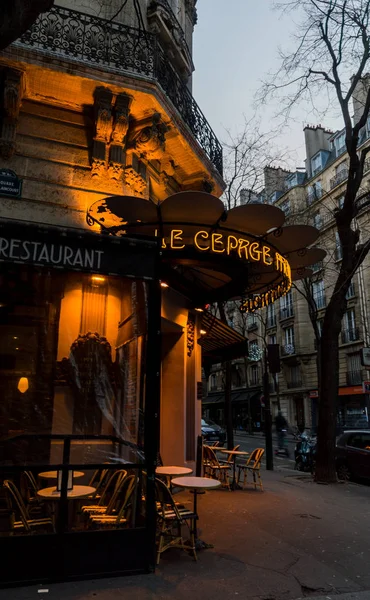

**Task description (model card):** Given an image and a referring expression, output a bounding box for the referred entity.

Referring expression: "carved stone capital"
[124,166,147,195]
[91,158,106,178]
[108,162,125,181]
[111,93,132,145]
[130,113,169,160]
[93,87,113,143]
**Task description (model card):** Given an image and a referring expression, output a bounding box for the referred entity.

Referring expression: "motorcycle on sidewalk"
[294,431,316,473]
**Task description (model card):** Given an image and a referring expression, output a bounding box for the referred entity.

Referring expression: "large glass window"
[0,264,150,537]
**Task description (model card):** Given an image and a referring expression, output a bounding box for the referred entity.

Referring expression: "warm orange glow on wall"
[18,377,29,393]
[91,275,106,285]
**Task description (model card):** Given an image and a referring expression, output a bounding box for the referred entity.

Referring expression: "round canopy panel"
[291,267,313,282]
[87,196,158,229]
[287,247,327,269]
[160,191,225,225]
[266,225,320,254]
[222,203,285,236]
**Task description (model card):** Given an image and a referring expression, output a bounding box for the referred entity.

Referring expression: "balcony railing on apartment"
[286,379,303,389]
[346,370,364,385]
[279,306,294,320]
[14,5,223,174]
[330,168,348,190]
[341,328,360,344]
[306,188,324,205]
[247,322,258,332]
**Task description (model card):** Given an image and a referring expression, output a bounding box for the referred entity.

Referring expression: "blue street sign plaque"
[0,169,22,198]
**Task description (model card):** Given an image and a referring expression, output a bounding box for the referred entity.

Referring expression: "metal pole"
[263,349,274,470]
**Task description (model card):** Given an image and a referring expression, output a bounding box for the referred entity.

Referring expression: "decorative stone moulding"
[86,191,326,310]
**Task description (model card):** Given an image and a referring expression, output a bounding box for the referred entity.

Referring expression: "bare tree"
[0,0,54,51]
[261,0,370,482]
[222,118,289,209]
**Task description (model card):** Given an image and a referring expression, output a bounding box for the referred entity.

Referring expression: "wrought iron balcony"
[346,370,364,385]
[14,5,223,174]
[330,168,348,189]
[341,328,360,344]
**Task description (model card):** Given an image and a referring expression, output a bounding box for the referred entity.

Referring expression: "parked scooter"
[294,432,316,472]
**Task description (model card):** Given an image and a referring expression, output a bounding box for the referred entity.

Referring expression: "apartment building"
[204,84,370,433]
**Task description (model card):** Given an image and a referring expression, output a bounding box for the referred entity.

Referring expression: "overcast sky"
[192,1,343,168]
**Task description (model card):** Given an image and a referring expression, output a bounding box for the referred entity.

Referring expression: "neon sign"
[159,228,292,286]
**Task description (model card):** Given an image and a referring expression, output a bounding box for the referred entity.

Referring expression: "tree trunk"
[224,360,234,450]
[315,310,341,483]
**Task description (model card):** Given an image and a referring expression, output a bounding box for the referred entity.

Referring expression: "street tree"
[261,0,370,482]
[0,0,54,51]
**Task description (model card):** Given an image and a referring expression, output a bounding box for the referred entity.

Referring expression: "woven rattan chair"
[155,478,197,564]
[3,480,54,533]
[219,444,240,465]
[81,469,127,515]
[88,475,137,529]
[237,448,265,490]
[203,446,231,489]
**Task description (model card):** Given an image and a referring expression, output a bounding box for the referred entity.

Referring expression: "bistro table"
[37,485,95,499]
[171,476,221,549]
[219,449,249,490]
[38,471,85,479]
[156,466,193,491]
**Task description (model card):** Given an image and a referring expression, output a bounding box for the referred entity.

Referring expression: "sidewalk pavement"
[2,468,370,600]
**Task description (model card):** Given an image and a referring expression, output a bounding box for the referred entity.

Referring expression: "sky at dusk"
[192,1,344,169]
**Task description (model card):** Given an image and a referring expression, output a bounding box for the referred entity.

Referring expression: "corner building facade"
[0,0,225,584]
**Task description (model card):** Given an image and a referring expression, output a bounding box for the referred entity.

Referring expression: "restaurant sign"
[0,223,157,279]
[0,169,22,198]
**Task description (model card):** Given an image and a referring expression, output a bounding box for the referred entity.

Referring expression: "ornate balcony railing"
[13,4,223,175]
[279,305,294,320]
[330,168,348,190]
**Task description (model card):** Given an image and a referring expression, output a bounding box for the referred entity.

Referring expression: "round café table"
[38,471,85,480]
[156,466,193,491]
[37,485,95,499]
[219,449,249,490]
[171,475,221,549]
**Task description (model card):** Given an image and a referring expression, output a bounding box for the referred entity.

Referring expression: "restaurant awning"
[198,312,248,363]
[202,390,261,406]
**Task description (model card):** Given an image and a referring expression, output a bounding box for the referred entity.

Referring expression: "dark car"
[336,430,370,481]
[201,418,226,446]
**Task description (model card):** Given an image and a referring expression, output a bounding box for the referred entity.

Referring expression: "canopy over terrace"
[87,191,326,310]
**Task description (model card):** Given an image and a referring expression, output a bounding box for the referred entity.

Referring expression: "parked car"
[336,430,370,481]
[201,418,226,446]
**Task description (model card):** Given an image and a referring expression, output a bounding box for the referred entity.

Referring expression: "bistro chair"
[237,448,265,491]
[3,480,54,533]
[81,469,127,516]
[219,444,240,465]
[19,471,43,516]
[88,467,109,499]
[88,475,137,529]
[202,446,231,489]
[155,478,197,564]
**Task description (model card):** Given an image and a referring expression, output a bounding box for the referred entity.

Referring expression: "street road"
[233,432,297,469]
